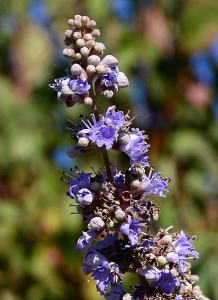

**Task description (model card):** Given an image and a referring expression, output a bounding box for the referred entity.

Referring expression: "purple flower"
[50,76,71,92]
[166,230,199,274]
[150,269,180,294]
[104,106,125,128]
[117,128,150,166]
[67,171,91,199]
[76,230,97,252]
[85,247,107,267]
[76,188,95,206]
[120,215,141,246]
[96,232,119,250]
[91,261,113,294]
[104,283,127,300]
[139,169,169,198]
[77,106,127,150]
[69,77,90,94]
[99,55,129,88]
[50,76,90,94]
[138,266,160,283]
[90,125,118,149]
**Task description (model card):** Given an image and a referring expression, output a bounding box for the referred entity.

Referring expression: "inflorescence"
[50,14,210,300]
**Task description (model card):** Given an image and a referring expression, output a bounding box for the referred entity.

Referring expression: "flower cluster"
[49,15,128,107]
[50,15,210,300]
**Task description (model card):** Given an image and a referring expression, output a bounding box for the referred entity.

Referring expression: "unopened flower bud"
[75,53,82,60]
[73,31,82,39]
[71,63,83,75]
[81,16,90,25]
[76,188,94,206]
[117,72,129,87]
[80,47,90,57]
[90,181,101,192]
[85,40,96,48]
[157,256,167,266]
[63,48,75,58]
[65,29,73,38]
[122,294,134,300]
[84,97,93,106]
[117,133,129,144]
[91,28,100,37]
[114,209,126,221]
[78,137,90,147]
[67,146,82,158]
[94,42,105,52]
[130,179,140,194]
[74,20,82,28]
[68,19,75,27]
[83,33,93,41]
[88,217,105,230]
[96,64,106,75]
[86,20,97,28]
[100,55,118,67]
[106,220,114,229]
[86,65,96,76]
[101,89,114,99]
[87,55,101,66]
[76,38,85,48]
[159,234,173,245]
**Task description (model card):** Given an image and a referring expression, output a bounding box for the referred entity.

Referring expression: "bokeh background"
[0,0,218,299]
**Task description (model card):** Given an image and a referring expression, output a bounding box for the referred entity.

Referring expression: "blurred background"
[0,0,218,299]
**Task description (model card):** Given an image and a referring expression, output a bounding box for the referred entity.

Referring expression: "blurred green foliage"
[0,0,218,299]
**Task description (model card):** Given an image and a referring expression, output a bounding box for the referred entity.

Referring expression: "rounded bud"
[63,48,75,58]
[91,28,100,37]
[76,188,94,207]
[117,133,129,144]
[122,294,134,300]
[68,19,75,27]
[73,31,82,39]
[114,209,126,221]
[117,72,129,87]
[75,53,82,60]
[81,16,90,25]
[88,217,105,231]
[86,20,97,28]
[78,137,90,147]
[71,63,83,75]
[106,220,114,229]
[160,234,173,245]
[85,39,96,48]
[90,181,101,192]
[101,90,114,99]
[83,33,93,41]
[76,38,85,48]
[80,47,90,57]
[87,55,101,66]
[157,256,167,266]
[94,42,105,52]
[74,20,82,28]
[84,97,93,106]
[86,65,96,76]
[96,64,106,75]
[130,178,140,190]
[65,30,73,38]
